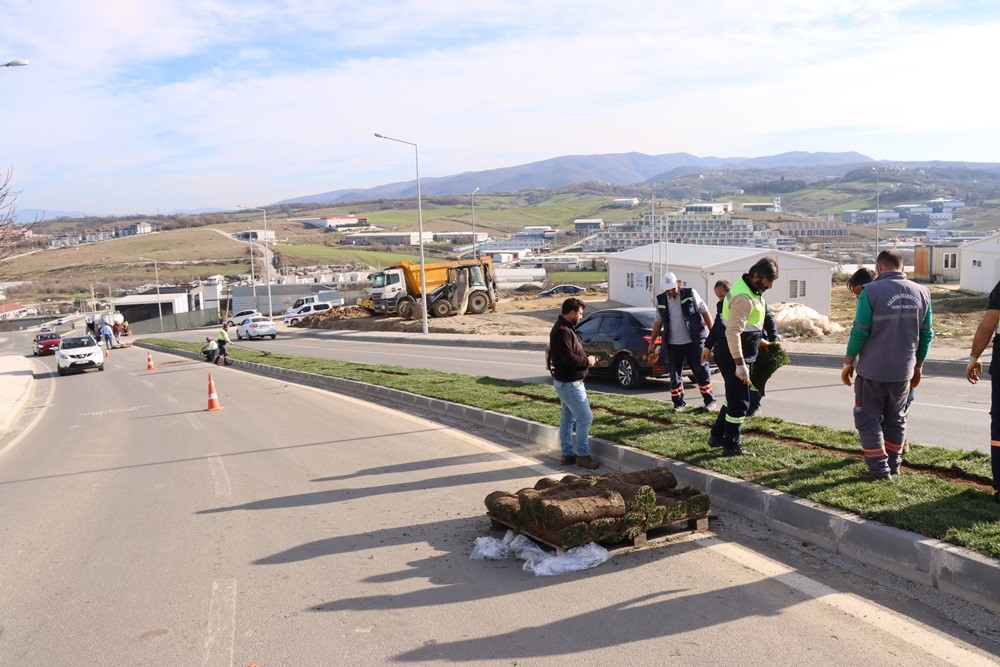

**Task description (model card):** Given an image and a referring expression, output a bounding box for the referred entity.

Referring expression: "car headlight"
[56,351,68,359]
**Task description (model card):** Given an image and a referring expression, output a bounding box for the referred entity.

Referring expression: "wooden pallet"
[489,515,709,556]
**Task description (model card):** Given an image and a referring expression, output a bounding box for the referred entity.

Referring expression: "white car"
[236,316,277,340]
[224,309,261,327]
[283,301,333,326]
[56,335,105,376]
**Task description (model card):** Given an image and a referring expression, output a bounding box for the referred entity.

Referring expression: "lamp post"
[2,60,28,68]
[245,228,258,303]
[374,132,429,334]
[872,166,880,259]
[470,187,479,258]
[138,256,164,332]
[237,205,272,317]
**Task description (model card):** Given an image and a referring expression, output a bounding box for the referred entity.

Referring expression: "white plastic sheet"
[470,531,610,576]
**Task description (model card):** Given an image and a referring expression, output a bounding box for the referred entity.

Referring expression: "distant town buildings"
[610,198,639,208]
[581,212,795,252]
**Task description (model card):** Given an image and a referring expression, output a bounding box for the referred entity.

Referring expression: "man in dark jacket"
[548,298,599,469]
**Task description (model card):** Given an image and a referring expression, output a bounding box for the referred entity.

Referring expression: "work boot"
[560,455,576,465]
[722,447,755,457]
[859,469,892,482]
[703,401,718,412]
[673,404,686,413]
[215,358,221,365]
[575,456,599,470]
[707,434,725,448]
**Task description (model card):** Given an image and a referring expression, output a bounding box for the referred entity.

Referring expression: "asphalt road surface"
[1,341,998,664]
[167,327,990,453]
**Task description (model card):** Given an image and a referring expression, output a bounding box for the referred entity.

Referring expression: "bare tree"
[0,167,38,277]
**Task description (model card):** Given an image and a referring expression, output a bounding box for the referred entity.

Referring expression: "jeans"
[553,379,593,457]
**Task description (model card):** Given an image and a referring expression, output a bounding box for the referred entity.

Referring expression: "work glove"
[841,363,854,387]
[735,364,750,384]
[967,358,982,385]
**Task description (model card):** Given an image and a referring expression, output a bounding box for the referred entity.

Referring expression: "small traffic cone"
[146,351,156,371]
[206,373,223,412]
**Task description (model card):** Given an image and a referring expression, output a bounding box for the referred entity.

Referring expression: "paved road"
[164,327,990,453]
[2,345,998,664]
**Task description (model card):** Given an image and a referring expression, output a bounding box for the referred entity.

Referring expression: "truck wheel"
[430,300,452,318]
[397,299,414,320]
[467,293,489,314]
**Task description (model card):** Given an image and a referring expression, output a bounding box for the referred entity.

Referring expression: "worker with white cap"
[648,272,716,413]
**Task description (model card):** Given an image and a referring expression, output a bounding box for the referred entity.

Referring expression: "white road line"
[0,363,56,461]
[162,393,178,404]
[187,413,205,431]
[910,401,988,413]
[700,538,997,666]
[142,380,154,388]
[202,578,237,667]
[207,454,232,497]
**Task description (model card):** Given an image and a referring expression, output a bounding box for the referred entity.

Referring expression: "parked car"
[55,335,105,376]
[236,316,277,340]
[224,309,261,327]
[284,302,334,326]
[539,284,586,297]
[33,332,62,355]
[572,307,667,389]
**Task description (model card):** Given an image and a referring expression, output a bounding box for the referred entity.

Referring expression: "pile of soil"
[300,294,581,336]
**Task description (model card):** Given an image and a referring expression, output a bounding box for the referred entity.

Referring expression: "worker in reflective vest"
[708,257,779,456]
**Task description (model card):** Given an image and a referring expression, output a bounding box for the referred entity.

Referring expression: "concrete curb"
[139,342,1000,614]
[0,354,35,437]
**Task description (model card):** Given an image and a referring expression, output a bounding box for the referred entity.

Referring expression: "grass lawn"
[147,338,1000,560]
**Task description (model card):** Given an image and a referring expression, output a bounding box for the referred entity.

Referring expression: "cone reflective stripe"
[206,373,222,411]
[146,351,156,371]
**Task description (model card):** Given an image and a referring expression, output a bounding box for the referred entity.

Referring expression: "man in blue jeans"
[548,297,599,469]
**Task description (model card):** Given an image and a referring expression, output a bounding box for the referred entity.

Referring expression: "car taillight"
[642,334,662,346]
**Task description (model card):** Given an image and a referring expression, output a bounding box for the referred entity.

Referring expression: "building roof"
[609,242,836,269]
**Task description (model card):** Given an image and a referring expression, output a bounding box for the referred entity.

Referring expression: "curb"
[138,342,1000,614]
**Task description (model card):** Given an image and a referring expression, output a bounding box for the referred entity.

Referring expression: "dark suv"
[574,307,668,389]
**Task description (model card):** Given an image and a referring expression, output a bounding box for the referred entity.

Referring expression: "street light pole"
[470,187,479,258]
[246,228,258,303]
[375,132,429,334]
[238,205,273,317]
[139,256,164,332]
[873,166,880,259]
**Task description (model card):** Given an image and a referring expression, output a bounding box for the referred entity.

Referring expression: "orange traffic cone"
[206,373,223,412]
[146,351,156,371]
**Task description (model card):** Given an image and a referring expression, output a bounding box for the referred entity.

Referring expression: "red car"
[33,332,61,355]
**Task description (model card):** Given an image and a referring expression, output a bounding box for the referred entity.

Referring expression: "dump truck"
[361,257,499,319]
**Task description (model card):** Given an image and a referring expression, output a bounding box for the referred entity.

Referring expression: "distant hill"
[15,208,88,223]
[277,150,874,205]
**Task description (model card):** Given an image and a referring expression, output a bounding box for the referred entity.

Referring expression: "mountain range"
[277,150,875,205]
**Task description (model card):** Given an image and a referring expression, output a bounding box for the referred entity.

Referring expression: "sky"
[2,0,1000,216]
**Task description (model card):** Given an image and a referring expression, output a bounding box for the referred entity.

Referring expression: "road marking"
[0,362,56,461]
[202,578,237,667]
[143,380,154,388]
[207,454,231,497]
[701,538,997,666]
[79,405,147,416]
[187,413,205,431]
[162,393,178,404]
[910,401,988,414]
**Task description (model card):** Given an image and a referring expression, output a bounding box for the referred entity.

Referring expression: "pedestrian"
[98,321,114,354]
[547,297,599,470]
[112,320,122,346]
[841,250,933,481]
[201,337,219,363]
[963,280,1000,503]
[85,317,95,336]
[708,257,780,456]
[648,272,716,412]
[216,322,232,366]
[122,320,131,337]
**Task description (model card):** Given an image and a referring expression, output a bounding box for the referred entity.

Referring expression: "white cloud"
[1,0,998,213]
